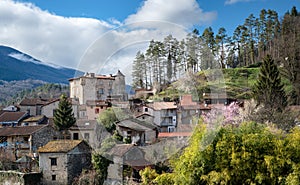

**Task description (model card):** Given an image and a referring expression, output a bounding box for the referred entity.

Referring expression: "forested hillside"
[2,83,69,106]
[132,6,300,104]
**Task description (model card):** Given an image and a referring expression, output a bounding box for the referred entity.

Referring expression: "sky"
[0,0,298,80]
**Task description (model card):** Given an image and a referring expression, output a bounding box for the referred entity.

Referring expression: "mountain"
[0,45,82,84]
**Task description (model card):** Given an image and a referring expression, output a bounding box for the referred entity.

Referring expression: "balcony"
[160,120,176,127]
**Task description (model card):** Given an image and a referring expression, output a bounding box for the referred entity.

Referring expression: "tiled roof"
[147,102,177,110]
[38,140,84,153]
[108,144,135,157]
[117,118,157,131]
[0,110,8,116]
[125,158,152,169]
[23,115,45,122]
[135,113,154,118]
[158,132,191,138]
[69,75,115,81]
[0,125,46,136]
[0,112,28,122]
[19,98,59,106]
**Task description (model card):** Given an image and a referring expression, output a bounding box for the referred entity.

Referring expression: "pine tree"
[132,51,146,89]
[54,94,76,131]
[252,55,291,129]
[253,55,287,111]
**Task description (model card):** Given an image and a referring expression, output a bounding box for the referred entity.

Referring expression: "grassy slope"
[158,67,291,101]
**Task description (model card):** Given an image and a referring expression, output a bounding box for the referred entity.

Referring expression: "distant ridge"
[0,45,83,84]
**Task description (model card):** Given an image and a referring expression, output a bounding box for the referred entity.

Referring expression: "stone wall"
[32,126,61,153]
[0,171,41,185]
[39,153,68,185]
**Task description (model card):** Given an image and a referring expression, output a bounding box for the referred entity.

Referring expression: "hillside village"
[0,68,244,184]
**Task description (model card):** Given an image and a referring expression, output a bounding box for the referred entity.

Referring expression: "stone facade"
[144,102,177,132]
[0,171,41,185]
[41,100,59,118]
[69,70,127,105]
[68,120,98,149]
[0,125,60,157]
[38,140,91,185]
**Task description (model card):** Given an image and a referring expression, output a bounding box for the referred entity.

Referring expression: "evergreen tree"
[252,55,290,129]
[215,27,227,68]
[253,55,287,111]
[132,51,146,89]
[54,94,76,131]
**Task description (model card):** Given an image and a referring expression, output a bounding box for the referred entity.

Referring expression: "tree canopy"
[141,122,300,185]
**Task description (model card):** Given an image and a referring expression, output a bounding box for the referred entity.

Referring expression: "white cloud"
[126,0,217,27]
[225,0,254,5]
[0,0,217,81]
[0,0,113,69]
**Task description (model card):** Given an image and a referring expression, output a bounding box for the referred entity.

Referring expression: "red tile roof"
[148,102,177,110]
[158,132,191,138]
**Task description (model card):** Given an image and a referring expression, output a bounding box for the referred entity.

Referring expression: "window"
[52,175,56,181]
[84,133,90,140]
[95,108,99,114]
[73,133,79,140]
[23,136,29,142]
[168,126,175,133]
[144,108,148,112]
[108,89,113,94]
[99,89,104,94]
[50,158,57,166]
[80,111,86,118]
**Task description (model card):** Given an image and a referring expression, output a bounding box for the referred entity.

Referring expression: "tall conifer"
[253,54,287,111]
[54,94,76,131]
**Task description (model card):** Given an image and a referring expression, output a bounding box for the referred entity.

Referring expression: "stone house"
[19,98,59,116]
[84,100,111,120]
[68,119,98,148]
[145,102,177,132]
[0,111,29,127]
[69,70,127,105]
[38,140,92,185]
[22,115,48,126]
[116,118,157,145]
[178,95,201,123]
[0,125,60,157]
[135,113,154,123]
[40,99,60,118]
[203,93,237,105]
[107,144,151,183]
[41,98,79,119]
